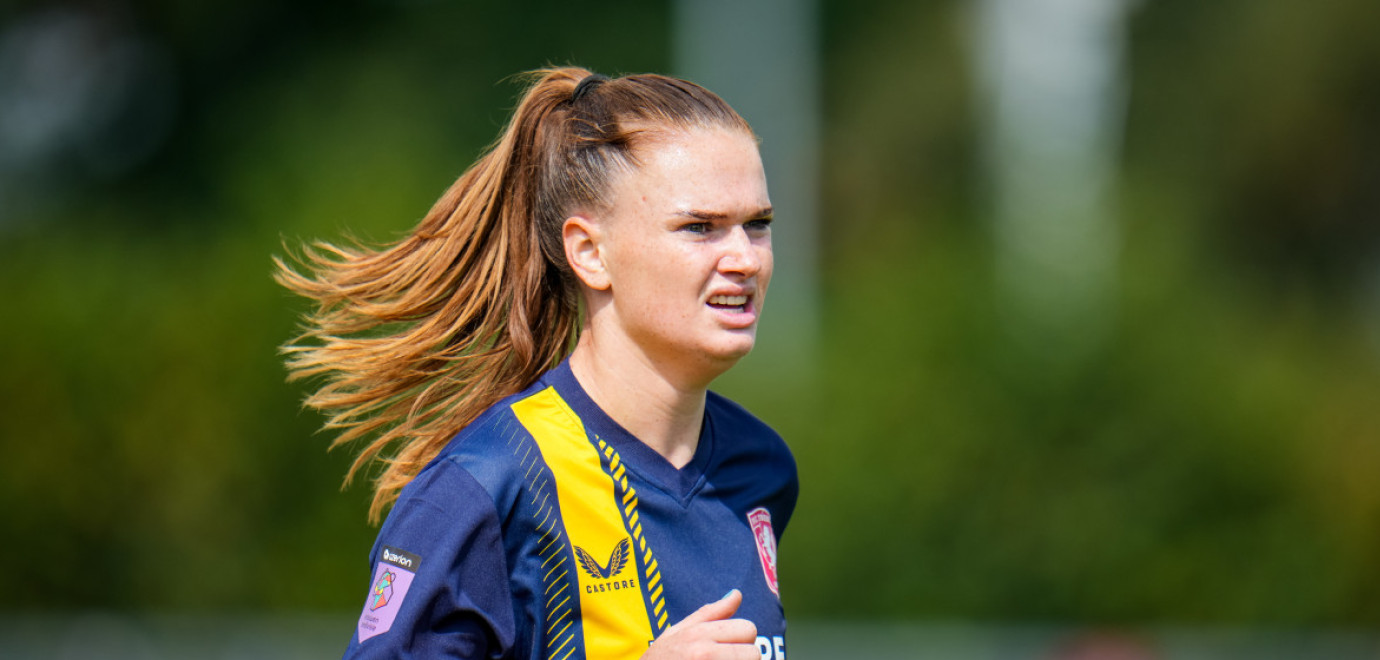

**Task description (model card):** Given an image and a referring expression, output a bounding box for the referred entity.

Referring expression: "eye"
[679,222,710,234]
[745,217,773,232]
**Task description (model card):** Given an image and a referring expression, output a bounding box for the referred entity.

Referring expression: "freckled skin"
[590,128,774,384]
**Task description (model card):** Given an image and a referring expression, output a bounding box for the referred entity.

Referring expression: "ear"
[563,215,611,291]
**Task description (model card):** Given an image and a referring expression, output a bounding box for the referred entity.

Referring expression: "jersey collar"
[545,358,714,505]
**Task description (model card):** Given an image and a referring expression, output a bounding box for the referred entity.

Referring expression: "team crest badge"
[747,507,779,596]
[357,546,422,642]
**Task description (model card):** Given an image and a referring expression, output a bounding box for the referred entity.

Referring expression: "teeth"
[709,295,748,306]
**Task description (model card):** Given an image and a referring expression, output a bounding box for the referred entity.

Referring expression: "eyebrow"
[676,206,774,221]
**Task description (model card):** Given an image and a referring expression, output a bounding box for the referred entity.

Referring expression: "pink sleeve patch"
[357,547,421,642]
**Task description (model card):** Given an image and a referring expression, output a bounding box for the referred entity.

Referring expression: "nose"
[718,225,763,277]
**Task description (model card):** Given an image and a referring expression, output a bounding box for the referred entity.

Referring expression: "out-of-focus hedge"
[2,0,1378,625]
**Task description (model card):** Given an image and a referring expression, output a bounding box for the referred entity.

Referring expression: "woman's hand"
[641,589,760,660]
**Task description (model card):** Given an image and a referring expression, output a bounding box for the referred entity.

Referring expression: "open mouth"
[707,294,750,313]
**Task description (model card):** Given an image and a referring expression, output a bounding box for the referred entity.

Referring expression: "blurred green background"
[2,0,1379,645]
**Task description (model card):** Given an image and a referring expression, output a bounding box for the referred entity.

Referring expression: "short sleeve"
[343,460,516,659]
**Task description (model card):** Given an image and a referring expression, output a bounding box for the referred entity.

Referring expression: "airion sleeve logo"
[357,546,422,642]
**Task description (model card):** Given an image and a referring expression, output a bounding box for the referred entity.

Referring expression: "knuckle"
[742,620,758,639]
[724,619,756,642]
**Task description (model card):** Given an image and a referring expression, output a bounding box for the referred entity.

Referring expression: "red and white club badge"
[747,507,779,596]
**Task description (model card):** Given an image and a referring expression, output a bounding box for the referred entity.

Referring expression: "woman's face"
[576,127,773,373]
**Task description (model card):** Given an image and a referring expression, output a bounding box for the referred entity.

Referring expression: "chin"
[703,334,757,364]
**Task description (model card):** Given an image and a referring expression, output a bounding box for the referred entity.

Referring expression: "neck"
[567,332,716,469]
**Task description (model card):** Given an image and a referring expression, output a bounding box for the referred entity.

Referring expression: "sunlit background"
[3,0,1379,658]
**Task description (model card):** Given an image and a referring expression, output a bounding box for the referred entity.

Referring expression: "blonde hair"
[276,66,752,521]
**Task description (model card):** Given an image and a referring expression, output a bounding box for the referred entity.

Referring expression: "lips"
[705,291,759,330]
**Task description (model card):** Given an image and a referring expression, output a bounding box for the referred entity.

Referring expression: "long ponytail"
[276,66,751,522]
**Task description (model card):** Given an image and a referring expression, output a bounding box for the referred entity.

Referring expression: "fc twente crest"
[747,507,779,597]
[575,538,631,580]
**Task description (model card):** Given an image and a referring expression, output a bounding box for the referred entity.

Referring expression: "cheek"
[758,246,775,288]
[645,252,704,314]
[614,244,697,313]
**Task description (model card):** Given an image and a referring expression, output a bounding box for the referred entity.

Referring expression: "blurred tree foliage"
[2,0,1378,627]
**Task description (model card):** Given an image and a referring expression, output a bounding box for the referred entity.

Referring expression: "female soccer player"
[278,67,797,660]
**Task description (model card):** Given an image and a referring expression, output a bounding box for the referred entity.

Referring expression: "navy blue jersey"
[344,358,798,660]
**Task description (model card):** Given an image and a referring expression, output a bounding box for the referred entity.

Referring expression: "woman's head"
[563,125,773,381]
[510,67,771,382]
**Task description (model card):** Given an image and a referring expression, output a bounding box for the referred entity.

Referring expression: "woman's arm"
[343,461,515,659]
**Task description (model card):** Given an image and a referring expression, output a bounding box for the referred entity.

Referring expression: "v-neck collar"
[545,358,714,505]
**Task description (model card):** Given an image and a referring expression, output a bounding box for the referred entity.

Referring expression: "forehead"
[611,128,770,215]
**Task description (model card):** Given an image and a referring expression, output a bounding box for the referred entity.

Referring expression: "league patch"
[357,546,422,642]
[747,507,779,597]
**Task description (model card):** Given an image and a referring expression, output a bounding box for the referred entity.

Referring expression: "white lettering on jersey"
[756,635,786,659]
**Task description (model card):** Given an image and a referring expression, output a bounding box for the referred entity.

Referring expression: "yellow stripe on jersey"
[512,387,655,660]
[598,438,669,632]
